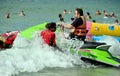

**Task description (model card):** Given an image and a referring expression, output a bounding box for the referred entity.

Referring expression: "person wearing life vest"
[61,8,87,41]
[40,22,56,47]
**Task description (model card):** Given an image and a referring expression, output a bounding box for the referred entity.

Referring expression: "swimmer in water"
[5,12,10,19]
[19,10,25,16]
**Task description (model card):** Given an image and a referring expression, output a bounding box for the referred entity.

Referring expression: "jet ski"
[70,41,120,67]
[20,22,120,67]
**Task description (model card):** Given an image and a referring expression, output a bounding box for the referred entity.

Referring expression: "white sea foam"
[0,32,84,76]
[0,0,120,76]
[98,36,120,57]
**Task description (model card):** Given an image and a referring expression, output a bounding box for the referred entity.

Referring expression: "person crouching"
[40,22,56,47]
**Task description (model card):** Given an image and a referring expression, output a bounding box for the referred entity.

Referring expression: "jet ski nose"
[118,64,120,68]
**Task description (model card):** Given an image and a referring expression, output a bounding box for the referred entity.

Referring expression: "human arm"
[62,24,74,29]
[50,33,56,47]
[62,18,83,29]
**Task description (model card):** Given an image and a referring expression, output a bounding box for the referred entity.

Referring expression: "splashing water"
[98,36,120,57]
[0,31,85,76]
[2,31,120,76]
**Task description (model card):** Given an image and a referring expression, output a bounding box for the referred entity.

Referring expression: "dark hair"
[45,22,56,29]
[76,8,83,16]
[86,12,90,15]
[71,18,74,21]
[92,20,96,23]
[45,23,50,29]
[58,14,64,22]
[115,19,118,23]
[58,14,62,18]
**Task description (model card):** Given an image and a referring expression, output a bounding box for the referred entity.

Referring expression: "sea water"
[0,0,120,76]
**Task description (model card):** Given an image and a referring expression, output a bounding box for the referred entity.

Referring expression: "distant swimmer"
[86,12,92,19]
[5,12,10,19]
[19,10,25,16]
[95,10,101,15]
[110,12,117,18]
[92,20,96,23]
[103,10,109,18]
[102,10,108,15]
[104,14,108,18]
[71,17,74,21]
[114,19,119,25]
[102,10,109,17]
[102,10,111,18]
[68,10,72,14]
[63,9,67,14]
[58,14,64,22]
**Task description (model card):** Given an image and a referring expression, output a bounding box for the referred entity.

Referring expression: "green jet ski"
[20,22,120,68]
[70,41,120,67]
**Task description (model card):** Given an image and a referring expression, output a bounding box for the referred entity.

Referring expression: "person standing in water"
[95,10,101,15]
[114,19,119,25]
[5,12,10,19]
[19,10,25,16]
[40,22,56,47]
[58,14,64,22]
[61,8,87,41]
[63,9,67,14]
[86,12,92,19]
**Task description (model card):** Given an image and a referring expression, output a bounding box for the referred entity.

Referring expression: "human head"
[45,22,56,32]
[58,14,64,22]
[58,14,62,18]
[86,12,90,15]
[71,18,74,21]
[63,9,67,14]
[115,19,118,23]
[75,8,83,18]
[92,20,96,23]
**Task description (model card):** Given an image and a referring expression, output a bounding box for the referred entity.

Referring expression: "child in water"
[5,12,10,19]
[40,22,56,47]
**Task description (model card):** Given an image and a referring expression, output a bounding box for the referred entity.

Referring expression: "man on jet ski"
[61,8,87,41]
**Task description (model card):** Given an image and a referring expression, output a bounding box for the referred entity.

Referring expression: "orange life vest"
[73,24,87,36]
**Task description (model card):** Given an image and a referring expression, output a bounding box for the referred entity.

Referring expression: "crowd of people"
[96,10,119,25]
[94,10,119,25]
[61,9,119,25]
